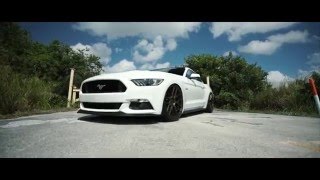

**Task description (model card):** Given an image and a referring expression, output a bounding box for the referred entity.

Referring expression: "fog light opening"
[129,101,154,110]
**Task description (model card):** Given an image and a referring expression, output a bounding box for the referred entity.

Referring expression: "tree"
[29,40,103,96]
[0,22,103,97]
[0,22,33,70]
[185,53,269,109]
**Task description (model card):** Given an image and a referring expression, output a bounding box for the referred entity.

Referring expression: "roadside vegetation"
[0,23,318,118]
[186,54,320,117]
[0,22,102,118]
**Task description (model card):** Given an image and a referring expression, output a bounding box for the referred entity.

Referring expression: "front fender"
[158,79,186,114]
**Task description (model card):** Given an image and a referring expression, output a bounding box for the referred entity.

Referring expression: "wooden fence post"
[67,68,75,108]
[72,85,76,105]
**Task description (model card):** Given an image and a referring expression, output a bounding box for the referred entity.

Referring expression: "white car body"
[78,67,213,116]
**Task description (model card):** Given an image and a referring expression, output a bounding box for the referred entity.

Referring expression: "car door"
[189,71,205,105]
[191,77,205,101]
[183,69,205,109]
[182,69,198,109]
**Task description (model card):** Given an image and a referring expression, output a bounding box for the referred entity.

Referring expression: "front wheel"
[205,93,214,113]
[161,84,183,122]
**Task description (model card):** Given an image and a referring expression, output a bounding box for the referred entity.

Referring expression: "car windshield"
[151,67,185,76]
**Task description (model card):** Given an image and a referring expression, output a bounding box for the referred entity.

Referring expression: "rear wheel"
[161,84,183,122]
[205,93,214,113]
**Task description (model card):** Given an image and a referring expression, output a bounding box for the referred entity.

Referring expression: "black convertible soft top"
[151,67,185,76]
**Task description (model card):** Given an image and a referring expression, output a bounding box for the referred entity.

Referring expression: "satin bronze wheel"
[205,93,214,113]
[161,84,183,122]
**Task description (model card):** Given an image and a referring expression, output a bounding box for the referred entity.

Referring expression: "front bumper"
[77,109,159,116]
[78,79,167,115]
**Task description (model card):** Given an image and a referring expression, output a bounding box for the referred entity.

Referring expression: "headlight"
[131,79,164,86]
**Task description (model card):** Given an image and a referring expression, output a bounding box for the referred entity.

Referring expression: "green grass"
[0,65,75,118]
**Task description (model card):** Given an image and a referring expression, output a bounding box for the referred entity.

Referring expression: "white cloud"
[166,38,177,51]
[210,22,297,41]
[155,62,171,69]
[313,35,320,41]
[297,52,320,79]
[267,30,309,43]
[298,69,312,79]
[71,42,112,65]
[307,52,320,71]
[307,52,320,66]
[73,23,197,67]
[238,40,281,55]
[115,48,123,53]
[73,22,201,40]
[103,59,136,73]
[140,62,170,70]
[103,59,170,73]
[133,36,176,63]
[223,51,238,57]
[238,30,308,55]
[297,68,320,80]
[267,71,294,88]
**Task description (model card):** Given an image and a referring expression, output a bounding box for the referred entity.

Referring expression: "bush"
[185,54,268,110]
[0,66,24,114]
[0,66,60,115]
[250,87,288,111]
[0,23,102,116]
[250,80,318,115]
[215,91,240,110]
[185,53,320,116]
[49,94,68,108]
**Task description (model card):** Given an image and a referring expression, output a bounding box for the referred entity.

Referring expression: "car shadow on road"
[78,115,160,125]
[78,110,206,125]
[180,111,205,118]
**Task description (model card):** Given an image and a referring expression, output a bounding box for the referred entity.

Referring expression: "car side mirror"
[190,73,200,79]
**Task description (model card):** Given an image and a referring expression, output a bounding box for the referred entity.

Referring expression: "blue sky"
[20,22,320,87]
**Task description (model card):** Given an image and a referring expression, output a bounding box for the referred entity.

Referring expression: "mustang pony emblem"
[97,84,106,90]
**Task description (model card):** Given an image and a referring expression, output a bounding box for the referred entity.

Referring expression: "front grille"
[82,80,126,93]
[82,102,122,109]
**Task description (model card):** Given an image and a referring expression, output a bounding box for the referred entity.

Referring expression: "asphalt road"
[0,110,319,158]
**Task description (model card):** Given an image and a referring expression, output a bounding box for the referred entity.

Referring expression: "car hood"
[83,70,180,82]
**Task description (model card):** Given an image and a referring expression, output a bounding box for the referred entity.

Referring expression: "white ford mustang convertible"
[78,67,214,121]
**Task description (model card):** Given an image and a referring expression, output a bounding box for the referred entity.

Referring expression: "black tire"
[205,93,214,113]
[161,84,183,122]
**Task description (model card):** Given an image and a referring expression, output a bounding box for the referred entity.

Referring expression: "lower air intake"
[82,102,122,109]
